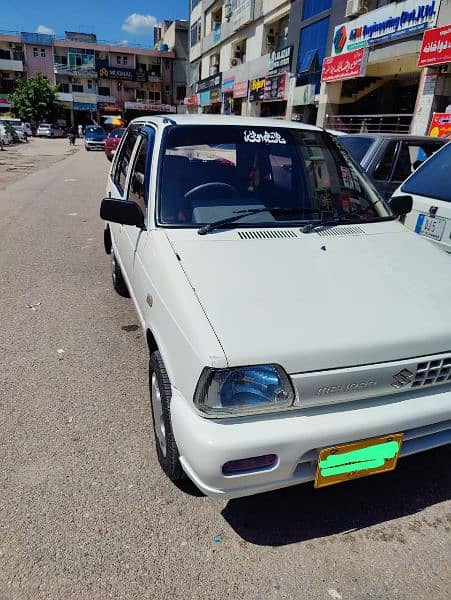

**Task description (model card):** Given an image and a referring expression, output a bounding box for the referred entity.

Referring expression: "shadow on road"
[221,445,451,546]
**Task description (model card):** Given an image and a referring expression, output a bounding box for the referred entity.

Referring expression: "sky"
[2,0,188,47]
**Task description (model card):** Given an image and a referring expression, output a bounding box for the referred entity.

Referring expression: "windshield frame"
[155,124,392,230]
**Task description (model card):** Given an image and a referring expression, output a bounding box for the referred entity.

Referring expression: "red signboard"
[321,48,367,83]
[233,80,248,98]
[418,24,451,67]
[428,112,451,139]
[184,94,199,106]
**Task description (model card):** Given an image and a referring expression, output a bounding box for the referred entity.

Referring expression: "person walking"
[78,123,83,138]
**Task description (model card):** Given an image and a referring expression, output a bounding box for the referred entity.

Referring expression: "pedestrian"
[21,122,29,143]
[68,126,76,146]
[78,123,83,138]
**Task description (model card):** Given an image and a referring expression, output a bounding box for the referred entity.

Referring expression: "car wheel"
[149,351,184,482]
[111,252,129,297]
[86,146,90,151]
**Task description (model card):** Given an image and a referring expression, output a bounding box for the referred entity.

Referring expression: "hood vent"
[238,229,298,240]
[316,225,365,237]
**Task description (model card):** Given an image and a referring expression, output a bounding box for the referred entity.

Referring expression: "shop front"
[221,76,235,115]
[184,94,200,114]
[72,92,98,128]
[317,0,443,131]
[124,101,176,120]
[196,73,222,114]
[261,73,287,118]
[232,80,248,115]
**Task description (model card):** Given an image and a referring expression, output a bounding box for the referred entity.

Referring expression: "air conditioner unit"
[230,57,240,66]
[345,0,367,18]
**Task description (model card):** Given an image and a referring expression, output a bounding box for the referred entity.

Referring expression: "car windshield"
[158,125,387,227]
[338,136,375,164]
[401,142,451,203]
[110,129,125,138]
[87,126,104,133]
[40,124,51,128]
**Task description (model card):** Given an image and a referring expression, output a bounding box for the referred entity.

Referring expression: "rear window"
[339,136,375,164]
[158,125,385,227]
[401,142,451,203]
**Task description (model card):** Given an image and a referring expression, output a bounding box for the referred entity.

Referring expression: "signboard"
[321,48,368,82]
[231,0,254,29]
[135,68,148,83]
[184,94,199,106]
[0,93,11,107]
[124,101,176,112]
[418,24,451,67]
[74,102,96,111]
[268,46,293,73]
[200,91,211,107]
[428,112,451,138]
[233,80,248,98]
[263,73,286,101]
[222,76,235,92]
[98,66,136,80]
[210,89,221,103]
[292,83,316,106]
[98,101,123,112]
[249,77,266,101]
[332,0,440,55]
[196,73,222,93]
[410,72,437,135]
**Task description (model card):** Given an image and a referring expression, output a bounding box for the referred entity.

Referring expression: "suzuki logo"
[391,369,414,389]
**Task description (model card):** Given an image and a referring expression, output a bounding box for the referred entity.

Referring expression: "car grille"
[413,357,451,387]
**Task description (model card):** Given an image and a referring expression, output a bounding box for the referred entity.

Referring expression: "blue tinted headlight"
[194,364,295,417]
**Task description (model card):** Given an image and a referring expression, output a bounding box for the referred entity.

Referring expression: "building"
[316,0,451,133]
[186,0,293,117]
[154,20,189,108]
[0,30,182,126]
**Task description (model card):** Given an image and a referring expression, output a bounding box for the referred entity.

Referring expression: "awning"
[298,50,319,74]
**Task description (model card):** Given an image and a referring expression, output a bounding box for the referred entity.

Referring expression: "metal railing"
[326,113,413,134]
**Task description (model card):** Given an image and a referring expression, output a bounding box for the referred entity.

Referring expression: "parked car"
[36,123,65,138]
[0,123,14,145]
[104,128,125,161]
[2,118,28,142]
[336,133,447,200]
[0,120,19,143]
[392,141,451,254]
[84,125,107,151]
[100,115,451,500]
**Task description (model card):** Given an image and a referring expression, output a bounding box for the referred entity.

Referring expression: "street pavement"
[0,140,450,600]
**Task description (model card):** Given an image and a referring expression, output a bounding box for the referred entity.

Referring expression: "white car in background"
[2,118,27,142]
[36,123,64,138]
[393,141,451,253]
[0,123,14,145]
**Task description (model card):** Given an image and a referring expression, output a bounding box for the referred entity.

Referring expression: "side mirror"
[100,198,145,228]
[389,195,413,217]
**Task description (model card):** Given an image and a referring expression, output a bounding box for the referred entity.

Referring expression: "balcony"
[54,63,98,78]
[0,58,24,72]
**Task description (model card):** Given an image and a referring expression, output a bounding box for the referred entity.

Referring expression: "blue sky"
[2,0,188,47]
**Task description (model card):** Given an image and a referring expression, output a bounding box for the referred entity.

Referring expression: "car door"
[121,126,155,315]
[369,140,399,200]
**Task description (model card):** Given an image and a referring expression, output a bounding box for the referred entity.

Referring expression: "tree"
[10,73,58,125]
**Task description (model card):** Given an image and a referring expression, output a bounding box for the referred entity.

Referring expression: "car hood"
[166,222,451,373]
[86,133,106,140]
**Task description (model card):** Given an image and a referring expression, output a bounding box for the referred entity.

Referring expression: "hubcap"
[151,372,167,457]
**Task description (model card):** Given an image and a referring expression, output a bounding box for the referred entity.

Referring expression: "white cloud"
[36,25,55,35]
[122,13,157,34]
[117,39,129,47]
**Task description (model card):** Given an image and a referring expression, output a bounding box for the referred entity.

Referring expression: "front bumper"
[85,139,105,148]
[171,385,451,499]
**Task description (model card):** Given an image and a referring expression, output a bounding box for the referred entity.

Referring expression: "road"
[0,140,450,600]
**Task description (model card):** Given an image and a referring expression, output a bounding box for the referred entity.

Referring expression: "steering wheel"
[184,182,239,202]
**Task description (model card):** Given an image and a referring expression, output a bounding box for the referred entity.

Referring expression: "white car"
[0,123,14,145]
[100,115,451,499]
[36,123,64,138]
[393,141,451,253]
[1,118,28,142]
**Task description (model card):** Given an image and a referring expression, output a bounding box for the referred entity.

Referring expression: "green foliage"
[10,73,58,124]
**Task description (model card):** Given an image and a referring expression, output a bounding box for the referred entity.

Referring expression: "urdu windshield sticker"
[243,130,287,144]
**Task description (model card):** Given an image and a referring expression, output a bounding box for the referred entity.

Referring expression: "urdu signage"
[332,0,440,55]
[268,46,293,73]
[418,24,451,67]
[321,48,368,82]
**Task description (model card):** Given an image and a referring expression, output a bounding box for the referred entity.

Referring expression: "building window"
[40,48,46,57]
[190,19,201,47]
[191,0,200,8]
[87,80,93,89]
[98,86,111,96]
[176,86,185,101]
[297,17,330,93]
[123,56,128,65]
[148,82,161,103]
[59,83,70,93]
[71,84,83,92]
[33,47,39,57]
[136,89,146,99]
[117,55,122,64]
[302,0,331,20]
[164,60,170,70]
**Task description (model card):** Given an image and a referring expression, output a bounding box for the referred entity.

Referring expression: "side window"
[113,129,138,193]
[373,141,398,181]
[127,133,153,217]
[392,141,442,182]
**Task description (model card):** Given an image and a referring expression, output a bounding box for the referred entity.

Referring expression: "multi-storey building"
[154,20,189,108]
[0,29,187,126]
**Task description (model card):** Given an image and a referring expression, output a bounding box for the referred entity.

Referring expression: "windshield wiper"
[302,214,394,233]
[198,207,320,235]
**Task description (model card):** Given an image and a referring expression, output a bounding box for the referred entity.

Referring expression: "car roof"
[342,133,446,142]
[129,114,322,132]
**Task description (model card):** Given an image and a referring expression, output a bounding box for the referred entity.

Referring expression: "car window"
[113,129,139,194]
[373,141,398,181]
[391,141,444,182]
[127,134,151,217]
[401,142,451,203]
[158,125,385,227]
[339,136,374,164]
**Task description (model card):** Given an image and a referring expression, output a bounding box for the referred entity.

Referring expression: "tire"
[111,252,129,297]
[86,146,90,151]
[149,351,184,482]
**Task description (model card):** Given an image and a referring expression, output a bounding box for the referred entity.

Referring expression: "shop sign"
[222,76,235,92]
[200,91,211,107]
[135,68,148,83]
[74,102,96,111]
[124,101,176,112]
[410,73,437,135]
[428,112,451,138]
[263,73,286,101]
[292,83,316,106]
[332,0,440,55]
[210,89,221,103]
[97,101,123,112]
[196,73,222,93]
[268,46,293,73]
[233,80,248,98]
[321,48,368,82]
[0,94,11,106]
[98,66,136,80]
[249,77,266,101]
[418,24,451,67]
[231,0,254,29]
[184,94,199,106]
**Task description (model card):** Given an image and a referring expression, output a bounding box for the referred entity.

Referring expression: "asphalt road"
[0,140,450,600]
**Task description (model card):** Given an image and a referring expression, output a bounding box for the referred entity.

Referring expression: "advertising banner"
[97,101,123,112]
[249,77,266,101]
[231,0,254,29]
[196,73,222,93]
[222,76,235,92]
[428,112,451,138]
[74,102,96,111]
[184,94,199,106]
[321,48,368,82]
[98,66,136,80]
[210,89,221,103]
[233,80,248,98]
[332,0,440,55]
[263,73,286,101]
[268,46,293,73]
[0,94,11,107]
[124,101,176,112]
[418,24,451,67]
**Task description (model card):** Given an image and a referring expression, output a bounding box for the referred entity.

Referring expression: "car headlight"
[194,364,295,417]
